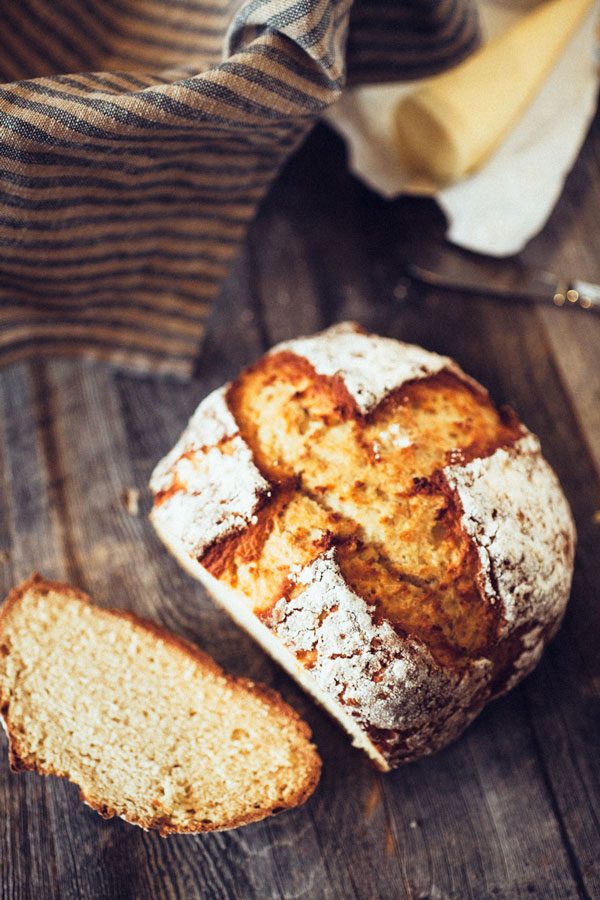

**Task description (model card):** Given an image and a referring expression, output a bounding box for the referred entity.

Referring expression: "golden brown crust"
[0,574,322,835]
[228,350,360,434]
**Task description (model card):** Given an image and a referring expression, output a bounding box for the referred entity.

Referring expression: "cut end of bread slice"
[0,574,321,835]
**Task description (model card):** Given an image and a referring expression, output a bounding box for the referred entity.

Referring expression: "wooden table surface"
[1,111,599,900]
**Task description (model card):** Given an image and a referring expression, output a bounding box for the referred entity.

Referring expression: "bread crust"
[0,574,321,835]
[150,323,576,769]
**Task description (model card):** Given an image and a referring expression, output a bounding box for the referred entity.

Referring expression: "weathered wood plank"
[0,374,101,900]
[513,112,600,900]
[513,317,600,900]
[0,364,68,900]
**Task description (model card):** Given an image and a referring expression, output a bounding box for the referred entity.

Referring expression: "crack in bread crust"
[221,352,522,661]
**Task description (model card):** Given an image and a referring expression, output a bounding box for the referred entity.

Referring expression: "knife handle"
[402,262,600,314]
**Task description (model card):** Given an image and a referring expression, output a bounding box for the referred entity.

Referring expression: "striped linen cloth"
[0,0,479,377]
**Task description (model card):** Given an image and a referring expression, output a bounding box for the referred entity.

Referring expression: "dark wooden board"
[1,110,599,900]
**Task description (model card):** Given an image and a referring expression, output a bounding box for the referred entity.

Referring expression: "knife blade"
[395,246,600,312]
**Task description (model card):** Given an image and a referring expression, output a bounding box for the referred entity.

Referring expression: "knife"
[395,247,600,313]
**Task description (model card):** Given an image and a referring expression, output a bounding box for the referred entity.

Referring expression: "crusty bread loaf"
[150,322,576,771]
[0,575,321,834]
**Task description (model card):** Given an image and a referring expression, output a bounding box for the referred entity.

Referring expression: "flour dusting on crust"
[150,386,239,492]
[270,548,490,758]
[150,387,270,557]
[444,433,576,634]
[273,322,465,414]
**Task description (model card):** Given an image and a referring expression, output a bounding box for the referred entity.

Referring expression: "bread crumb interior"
[0,586,317,831]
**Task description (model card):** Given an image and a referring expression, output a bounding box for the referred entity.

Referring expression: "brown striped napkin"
[0,0,479,377]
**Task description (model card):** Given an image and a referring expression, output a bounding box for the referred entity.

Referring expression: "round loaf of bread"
[150,323,576,770]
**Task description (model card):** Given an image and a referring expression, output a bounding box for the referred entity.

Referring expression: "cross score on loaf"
[150,323,576,771]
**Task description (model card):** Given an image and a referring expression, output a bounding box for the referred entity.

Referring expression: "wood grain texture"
[1,110,599,900]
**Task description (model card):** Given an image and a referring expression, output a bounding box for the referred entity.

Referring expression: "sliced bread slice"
[0,574,321,835]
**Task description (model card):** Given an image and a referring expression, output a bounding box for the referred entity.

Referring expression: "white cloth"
[326,1,600,257]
